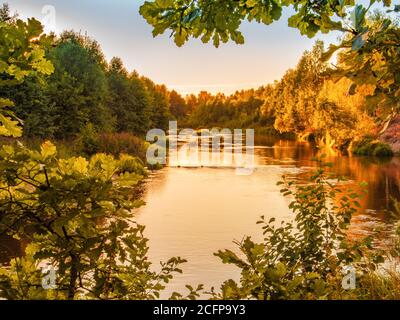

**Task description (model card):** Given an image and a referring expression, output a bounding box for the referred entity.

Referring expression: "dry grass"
[97,132,147,160]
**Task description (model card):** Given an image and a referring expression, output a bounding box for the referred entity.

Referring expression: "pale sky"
[5,0,344,95]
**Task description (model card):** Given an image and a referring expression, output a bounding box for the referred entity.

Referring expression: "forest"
[0,0,400,300]
[1,3,399,158]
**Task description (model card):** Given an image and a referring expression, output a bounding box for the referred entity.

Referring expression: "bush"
[94,132,147,161]
[77,123,101,156]
[0,142,190,300]
[118,154,147,176]
[353,137,393,157]
[372,143,394,157]
[211,164,385,300]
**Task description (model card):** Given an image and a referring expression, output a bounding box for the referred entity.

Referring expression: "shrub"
[211,163,385,300]
[353,137,393,157]
[118,153,147,176]
[0,142,187,300]
[373,143,394,157]
[96,132,147,160]
[77,123,100,156]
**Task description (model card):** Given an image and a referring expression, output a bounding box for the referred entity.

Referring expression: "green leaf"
[351,5,367,31]
[352,33,366,51]
[155,0,174,9]
[174,28,188,47]
[0,113,22,137]
[213,33,220,48]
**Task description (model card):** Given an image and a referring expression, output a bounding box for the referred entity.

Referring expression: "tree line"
[141,0,399,156]
[2,3,398,158]
[0,7,192,141]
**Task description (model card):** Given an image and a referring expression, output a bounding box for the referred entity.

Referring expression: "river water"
[0,136,399,298]
[136,136,400,297]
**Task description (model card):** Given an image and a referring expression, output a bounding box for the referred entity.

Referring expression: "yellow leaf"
[40,141,57,159]
[72,157,89,175]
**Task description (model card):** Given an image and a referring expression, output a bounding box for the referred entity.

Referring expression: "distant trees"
[107,57,150,134]
[169,90,189,119]
[272,41,326,140]
[0,28,189,140]
[267,41,375,151]
[4,76,56,138]
[1,2,397,154]
[177,42,371,151]
[183,38,388,153]
[313,78,375,151]
[187,91,264,129]
[0,3,17,23]
[141,77,171,130]
[140,0,399,153]
[48,32,115,138]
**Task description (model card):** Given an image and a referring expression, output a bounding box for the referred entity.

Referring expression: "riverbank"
[381,115,400,155]
[136,137,400,296]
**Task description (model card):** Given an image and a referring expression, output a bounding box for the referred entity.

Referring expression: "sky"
[5,0,343,95]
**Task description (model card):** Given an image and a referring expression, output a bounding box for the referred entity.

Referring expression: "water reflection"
[136,137,400,296]
[0,136,399,296]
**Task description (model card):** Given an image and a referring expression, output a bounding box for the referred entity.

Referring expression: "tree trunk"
[297,132,310,142]
[379,111,397,135]
[68,254,79,300]
[347,140,354,155]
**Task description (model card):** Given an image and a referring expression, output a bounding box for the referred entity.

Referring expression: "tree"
[323,11,400,123]
[48,32,115,139]
[0,144,187,300]
[313,78,375,151]
[0,3,17,23]
[107,58,151,135]
[169,90,188,119]
[141,77,171,130]
[273,41,327,140]
[139,0,399,117]
[184,94,198,117]
[0,5,55,139]
[0,77,57,138]
[0,17,54,137]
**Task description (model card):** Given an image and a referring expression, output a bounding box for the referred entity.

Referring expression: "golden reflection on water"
[0,137,399,296]
[136,137,400,296]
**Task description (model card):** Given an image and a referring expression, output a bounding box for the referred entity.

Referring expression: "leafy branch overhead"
[140,0,400,115]
[139,0,394,47]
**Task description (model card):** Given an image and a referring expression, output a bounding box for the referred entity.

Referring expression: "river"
[136,135,400,297]
[0,136,399,298]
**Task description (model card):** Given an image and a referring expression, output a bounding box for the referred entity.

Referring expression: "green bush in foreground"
[0,142,191,300]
